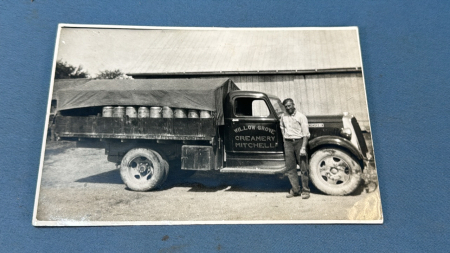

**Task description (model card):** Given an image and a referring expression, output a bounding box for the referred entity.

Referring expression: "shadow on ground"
[76,169,123,184]
[162,171,294,193]
[75,167,369,196]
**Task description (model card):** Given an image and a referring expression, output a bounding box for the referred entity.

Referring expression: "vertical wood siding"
[229,73,370,130]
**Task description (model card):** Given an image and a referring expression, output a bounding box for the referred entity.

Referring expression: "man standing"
[280,98,310,199]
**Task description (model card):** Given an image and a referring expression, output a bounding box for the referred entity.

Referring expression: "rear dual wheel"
[120,148,168,191]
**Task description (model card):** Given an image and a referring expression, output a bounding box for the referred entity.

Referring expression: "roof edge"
[127,67,362,77]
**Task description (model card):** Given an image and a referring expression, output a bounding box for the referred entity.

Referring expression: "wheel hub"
[138,162,148,174]
[319,156,351,184]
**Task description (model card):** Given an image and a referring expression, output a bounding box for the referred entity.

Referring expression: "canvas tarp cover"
[56,78,239,125]
[52,79,91,100]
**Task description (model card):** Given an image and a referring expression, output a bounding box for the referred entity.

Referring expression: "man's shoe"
[286,189,300,198]
[301,192,310,199]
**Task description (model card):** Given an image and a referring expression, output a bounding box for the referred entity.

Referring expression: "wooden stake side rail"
[54,116,216,141]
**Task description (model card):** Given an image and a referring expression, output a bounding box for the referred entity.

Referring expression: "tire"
[120,148,166,191]
[309,149,362,196]
[152,151,169,188]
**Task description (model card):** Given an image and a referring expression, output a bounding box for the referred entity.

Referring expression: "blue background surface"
[1,1,449,252]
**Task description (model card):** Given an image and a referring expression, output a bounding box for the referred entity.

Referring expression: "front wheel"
[120,148,166,191]
[309,149,362,195]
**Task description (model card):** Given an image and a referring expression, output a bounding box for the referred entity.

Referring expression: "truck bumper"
[361,158,378,193]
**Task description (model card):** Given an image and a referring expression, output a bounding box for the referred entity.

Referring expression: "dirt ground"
[35,141,382,225]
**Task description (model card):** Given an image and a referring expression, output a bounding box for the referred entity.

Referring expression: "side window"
[252,100,270,117]
[234,97,271,117]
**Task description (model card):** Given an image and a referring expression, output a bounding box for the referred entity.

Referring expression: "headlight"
[340,128,352,140]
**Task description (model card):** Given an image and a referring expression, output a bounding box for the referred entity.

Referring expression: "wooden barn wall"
[227,73,370,130]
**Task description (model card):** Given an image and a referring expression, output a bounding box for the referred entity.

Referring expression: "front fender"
[308,135,364,161]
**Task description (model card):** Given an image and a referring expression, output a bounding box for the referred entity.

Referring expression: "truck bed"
[54,116,216,141]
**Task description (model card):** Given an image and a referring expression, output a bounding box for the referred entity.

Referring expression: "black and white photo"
[33,25,382,226]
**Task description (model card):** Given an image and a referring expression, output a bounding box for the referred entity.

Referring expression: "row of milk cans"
[102,106,212,119]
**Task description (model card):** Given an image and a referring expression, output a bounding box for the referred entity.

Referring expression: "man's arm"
[300,136,308,156]
[280,116,286,137]
[299,114,310,156]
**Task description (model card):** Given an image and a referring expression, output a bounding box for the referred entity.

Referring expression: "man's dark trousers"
[284,138,310,194]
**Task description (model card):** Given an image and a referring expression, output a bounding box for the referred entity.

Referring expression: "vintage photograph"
[33,25,382,225]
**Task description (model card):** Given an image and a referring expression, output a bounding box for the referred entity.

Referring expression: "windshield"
[269,97,286,119]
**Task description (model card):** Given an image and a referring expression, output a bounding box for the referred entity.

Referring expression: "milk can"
[126,106,137,118]
[149,107,162,118]
[113,106,125,118]
[188,109,199,118]
[200,110,211,118]
[174,108,187,118]
[138,107,150,118]
[102,106,113,117]
[162,106,173,118]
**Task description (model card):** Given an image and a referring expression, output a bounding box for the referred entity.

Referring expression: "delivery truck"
[52,78,377,195]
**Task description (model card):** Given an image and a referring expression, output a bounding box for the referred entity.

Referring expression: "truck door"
[224,94,285,169]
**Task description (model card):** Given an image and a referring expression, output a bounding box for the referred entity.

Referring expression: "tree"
[54,60,89,79]
[96,69,133,79]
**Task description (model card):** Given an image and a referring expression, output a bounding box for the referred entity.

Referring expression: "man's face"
[284,101,295,115]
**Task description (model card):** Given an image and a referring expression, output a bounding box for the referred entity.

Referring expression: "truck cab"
[220,90,375,195]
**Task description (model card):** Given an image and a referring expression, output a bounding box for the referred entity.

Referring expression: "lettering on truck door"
[224,96,284,168]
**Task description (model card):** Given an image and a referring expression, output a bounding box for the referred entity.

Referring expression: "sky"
[57,28,152,77]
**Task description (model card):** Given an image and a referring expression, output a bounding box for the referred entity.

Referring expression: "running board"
[220,166,287,175]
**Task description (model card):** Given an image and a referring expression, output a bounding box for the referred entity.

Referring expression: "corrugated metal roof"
[125,28,362,76]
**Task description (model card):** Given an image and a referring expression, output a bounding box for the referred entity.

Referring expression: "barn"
[123,28,371,130]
